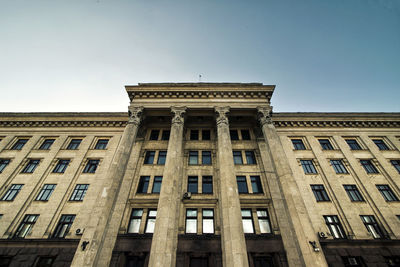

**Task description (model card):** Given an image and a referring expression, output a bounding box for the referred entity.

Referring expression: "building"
[0,83,399,267]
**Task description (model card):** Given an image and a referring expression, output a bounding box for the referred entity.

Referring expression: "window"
[342,256,365,267]
[346,139,362,150]
[14,214,39,238]
[202,130,210,140]
[145,210,157,233]
[52,215,75,238]
[11,138,28,150]
[230,130,239,140]
[34,256,56,267]
[149,130,160,140]
[300,160,317,174]
[241,209,254,233]
[152,176,162,193]
[319,139,334,150]
[36,184,56,201]
[144,151,155,164]
[360,215,385,239]
[360,160,379,174]
[311,185,330,202]
[373,139,389,150]
[70,184,89,201]
[188,176,198,193]
[0,159,10,173]
[189,151,198,165]
[292,139,306,150]
[324,215,346,239]
[233,151,243,164]
[126,256,145,267]
[203,209,214,234]
[21,159,40,173]
[190,130,199,140]
[245,151,257,164]
[330,160,348,174]
[391,160,400,174]
[257,209,272,234]
[157,151,167,165]
[185,209,197,234]
[343,185,364,202]
[52,159,70,173]
[202,176,213,194]
[39,139,55,150]
[376,185,399,202]
[94,139,108,149]
[137,176,150,193]
[241,129,251,140]
[237,176,248,193]
[161,130,170,140]
[1,184,23,201]
[202,151,212,165]
[253,257,274,267]
[66,139,82,150]
[251,176,263,194]
[83,159,99,173]
[128,209,143,233]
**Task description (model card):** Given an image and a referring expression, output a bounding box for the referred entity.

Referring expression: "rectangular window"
[257,209,272,234]
[14,214,39,238]
[137,176,150,193]
[311,185,330,202]
[145,210,157,233]
[346,139,362,150]
[149,130,159,140]
[52,159,70,173]
[245,151,256,164]
[300,160,317,174]
[0,159,10,173]
[144,151,155,164]
[52,215,75,238]
[202,176,213,194]
[83,159,99,173]
[36,184,56,201]
[391,160,400,174]
[250,176,263,194]
[66,139,82,150]
[202,130,211,140]
[94,139,109,149]
[1,184,23,201]
[230,130,239,140]
[292,139,306,150]
[39,139,55,150]
[324,215,346,239]
[241,209,254,233]
[330,160,348,174]
[360,160,379,174]
[70,184,89,201]
[360,215,385,239]
[188,176,198,193]
[342,256,365,267]
[202,151,212,165]
[189,151,198,165]
[237,176,248,193]
[152,176,162,193]
[190,130,199,140]
[128,209,143,233]
[185,209,197,234]
[21,159,40,173]
[34,256,56,267]
[203,209,214,234]
[373,139,389,150]
[343,185,364,202]
[376,185,399,202]
[319,139,334,150]
[161,130,170,140]
[157,151,167,165]
[11,139,28,150]
[233,151,243,164]
[241,129,251,140]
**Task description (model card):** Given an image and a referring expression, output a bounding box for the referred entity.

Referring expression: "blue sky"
[0,0,399,112]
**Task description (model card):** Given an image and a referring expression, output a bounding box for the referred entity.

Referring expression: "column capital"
[171,106,187,125]
[215,106,230,126]
[128,106,144,125]
[257,105,273,126]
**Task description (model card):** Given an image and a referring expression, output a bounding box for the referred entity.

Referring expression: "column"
[148,106,186,267]
[215,106,249,267]
[71,106,143,267]
[257,106,328,267]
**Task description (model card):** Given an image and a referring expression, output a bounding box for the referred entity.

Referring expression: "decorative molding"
[171,106,187,125]
[257,106,273,126]
[0,121,127,128]
[273,120,400,128]
[128,106,144,125]
[215,106,230,126]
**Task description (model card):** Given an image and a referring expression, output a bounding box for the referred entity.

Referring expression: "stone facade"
[0,83,399,267]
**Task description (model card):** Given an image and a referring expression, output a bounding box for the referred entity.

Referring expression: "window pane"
[157,151,167,165]
[186,220,197,233]
[242,219,254,233]
[230,130,239,140]
[149,130,159,140]
[190,130,199,140]
[241,130,250,140]
[188,176,198,193]
[237,176,248,193]
[145,219,156,233]
[233,151,243,164]
[251,176,263,194]
[202,151,211,164]
[128,218,141,233]
[202,130,210,140]
[203,219,214,234]
[189,151,198,165]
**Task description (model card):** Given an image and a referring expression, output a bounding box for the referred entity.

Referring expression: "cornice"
[273,120,400,128]
[0,120,127,128]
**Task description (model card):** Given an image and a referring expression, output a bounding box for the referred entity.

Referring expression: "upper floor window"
[185,209,197,234]
[14,214,39,238]
[184,209,215,235]
[346,139,362,150]
[233,151,257,165]
[330,160,348,174]
[360,160,379,174]
[202,176,213,194]
[241,209,254,234]
[202,209,214,234]
[391,160,400,174]
[319,139,334,150]
[95,139,109,149]
[292,139,306,150]
[373,139,389,150]
[145,210,157,233]
[189,151,198,165]
[187,176,198,194]
[245,151,257,164]
[21,159,40,173]
[1,184,23,201]
[150,130,160,140]
[202,130,211,140]
[343,185,364,202]
[137,176,150,193]
[52,215,75,238]
[230,130,239,140]
[300,160,317,174]
[257,209,272,234]
[52,159,70,173]
[161,130,170,140]
[202,151,212,165]
[311,185,330,202]
[148,129,170,141]
[67,139,82,150]
[233,151,243,164]
[128,209,143,233]
[241,130,251,140]
[250,176,263,194]
[360,215,385,239]
[241,208,272,234]
[11,138,28,150]
[376,185,399,202]
[83,159,99,173]
[70,184,89,201]
[157,151,167,165]
[39,139,55,150]
[0,159,10,173]
[190,130,199,140]
[36,184,56,201]
[144,151,155,164]
[236,176,248,193]
[324,215,346,239]
[152,176,162,193]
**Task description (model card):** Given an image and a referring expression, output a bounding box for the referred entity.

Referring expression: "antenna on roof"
[199,74,202,82]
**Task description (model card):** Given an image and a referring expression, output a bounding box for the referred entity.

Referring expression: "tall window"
[330,160,348,174]
[94,139,109,149]
[343,185,364,202]
[245,151,257,164]
[202,209,214,234]
[360,160,379,174]
[391,160,400,174]
[241,130,251,140]
[373,139,389,150]
[0,159,10,173]
[36,184,56,201]
[152,176,162,193]
[376,185,399,202]
[161,130,170,140]
[185,209,197,234]
[324,215,346,239]
[346,139,362,150]
[144,151,155,164]
[53,215,75,238]
[319,139,334,150]
[145,210,157,233]
[14,214,39,238]
[202,130,211,140]
[21,159,40,173]
[149,130,160,140]
[250,176,263,194]
[1,184,23,201]
[39,139,55,150]
[241,209,254,233]
[202,151,212,164]
[187,176,198,193]
[190,130,199,140]
[236,176,248,193]
[189,151,199,165]
[128,209,143,233]
[360,215,385,239]
[202,176,213,194]
[230,130,239,140]
[83,160,99,173]
[300,160,317,174]
[311,185,330,202]
[257,210,272,234]
[292,139,306,150]
[52,159,70,173]
[137,176,150,193]
[70,184,89,201]
[11,139,28,150]
[66,139,82,150]
[157,151,167,165]
[233,151,243,164]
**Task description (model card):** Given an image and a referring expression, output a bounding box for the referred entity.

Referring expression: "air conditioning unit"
[75,228,85,235]
[183,192,192,199]
[318,232,327,239]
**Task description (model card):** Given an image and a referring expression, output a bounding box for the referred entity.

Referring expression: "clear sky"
[0,0,399,112]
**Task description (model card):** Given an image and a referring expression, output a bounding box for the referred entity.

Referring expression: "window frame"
[250,176,263,194]
[360,215,385,239]
[70,184,89,201]
[236,176,248,194]
[345,139,362,150]
[144,151,155,164]
[187,176,198,194]
[1,184,23,201]
[157,151,167,165]
[245,151,257,165]
[233,151,243,165]
[311,185,330,202]
[52,214,75,238]
[300,160,317,174]
[202,176,213,194]
[11,138,28,150]
[343,185,364,202]
[137,176,150,194]
[82,159,100,173]
[66,139,82,150]
[241,209,254,234]
[21,159,40,174]
[14,214,39,238]
[257,209,272,234]
[94,139,109,149]
[324,215,347,239]
[0,159,10,173]
[36,184,56,201]
[145,209,157,233]
[390,160,400,174]
[127,209,143,234]
[151,176,162,193]
[202,209,214,234]
[319,139,334,150]
[330,159,348,174]
[376,184,399,202]
[188,151,199,165]
[149,129,160,140]
[372,139,389,150]
[52,159,70,173]
[185,209,198,234]
[292,139,306,150]
[360,160,379,174]
[201,151,212,165]
[39,139,55,150]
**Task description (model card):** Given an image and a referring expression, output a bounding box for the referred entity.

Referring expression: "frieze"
[0,120,127,128]
[273,120,400,128]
